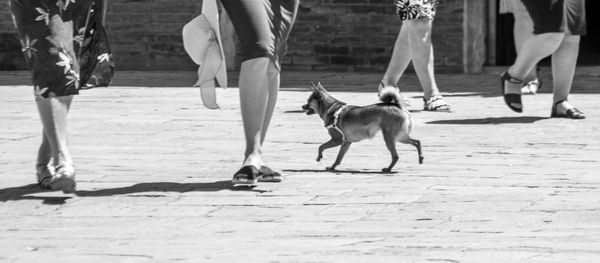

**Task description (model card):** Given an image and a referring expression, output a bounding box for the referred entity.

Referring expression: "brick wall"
[0,0,465,72]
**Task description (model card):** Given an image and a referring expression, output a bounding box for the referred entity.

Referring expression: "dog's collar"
[325,104,348,140]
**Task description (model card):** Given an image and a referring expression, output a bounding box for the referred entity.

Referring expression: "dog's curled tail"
[378,85,404,107]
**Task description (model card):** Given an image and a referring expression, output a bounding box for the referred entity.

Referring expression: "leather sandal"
[551,100,585,119]
[231,166,260,186]
[258,166,282,183]
[500,71,523,113]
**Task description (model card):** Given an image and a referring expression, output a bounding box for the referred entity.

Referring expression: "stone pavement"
[0,70,599,262]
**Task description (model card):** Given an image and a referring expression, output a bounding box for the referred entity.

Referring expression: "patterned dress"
[394,0,439,20]
[8,0,114,100]
[499,0,528,15]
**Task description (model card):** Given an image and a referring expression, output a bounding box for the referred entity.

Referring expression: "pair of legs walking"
[380,18,450,111]
[501,0,585,119]
[36,96,76,192]
[503,33,583,118]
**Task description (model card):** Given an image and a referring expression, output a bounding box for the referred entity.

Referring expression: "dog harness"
[325,105,348,141]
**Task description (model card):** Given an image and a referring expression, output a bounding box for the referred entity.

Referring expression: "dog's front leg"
[327,142,351,170]
[317,138,343,161]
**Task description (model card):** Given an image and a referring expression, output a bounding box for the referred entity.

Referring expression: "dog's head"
[302,82,330,116]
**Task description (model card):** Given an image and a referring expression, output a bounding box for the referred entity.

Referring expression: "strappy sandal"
[423,95,450,112]
[551,100,585,119]
[258,166,282,183]
[500,71,523,113]
[47,164,76,193]
[231,166,260,186]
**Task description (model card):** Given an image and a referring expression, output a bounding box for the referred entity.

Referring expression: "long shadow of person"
[427,116,549,125]
[0,180,264,205]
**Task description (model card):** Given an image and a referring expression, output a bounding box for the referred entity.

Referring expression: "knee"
[536,33,566,45]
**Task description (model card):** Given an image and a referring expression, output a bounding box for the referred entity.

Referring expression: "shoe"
[500,71,523,113]
[231,166,260,186]
[423,95,450,111]
[47,164,76,193]
[257,166,282,183]
[551,100,585,119]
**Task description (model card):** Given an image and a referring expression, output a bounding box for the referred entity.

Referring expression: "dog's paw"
[382,168,392,173]
[316,155,322,162]
[419,156,424,164]
[326,166,336,171]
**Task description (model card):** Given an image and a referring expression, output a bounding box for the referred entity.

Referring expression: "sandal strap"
[424,96,450,111]
[501,71,523,84]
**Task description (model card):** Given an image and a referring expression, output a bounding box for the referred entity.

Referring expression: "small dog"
[302,83,423,172]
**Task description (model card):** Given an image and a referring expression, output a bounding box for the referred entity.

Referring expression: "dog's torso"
[329,103,412,143]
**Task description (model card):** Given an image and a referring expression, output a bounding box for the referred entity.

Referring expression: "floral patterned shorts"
[9,0,114,100]
[394,0,439,20]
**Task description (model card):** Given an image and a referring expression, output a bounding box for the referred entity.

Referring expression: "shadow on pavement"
[427,116,549,125]
[284,169,394,174]
[0,181,264,204]
[0,184,72,205]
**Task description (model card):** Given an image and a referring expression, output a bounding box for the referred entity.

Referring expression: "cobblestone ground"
[1,71,599,262]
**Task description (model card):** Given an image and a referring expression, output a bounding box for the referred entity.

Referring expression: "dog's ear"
[310,82,318,91]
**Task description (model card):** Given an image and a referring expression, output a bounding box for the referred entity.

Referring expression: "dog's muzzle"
[302,104,315,115]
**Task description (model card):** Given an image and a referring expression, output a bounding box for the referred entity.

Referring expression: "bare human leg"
[513,11,538,84]
[381,22,411,89]
[238,57,270,170]
[550,35,584,118]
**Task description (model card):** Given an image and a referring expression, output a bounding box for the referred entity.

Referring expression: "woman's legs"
[35,95,76,192]
[238,57,271,169]
[36,96,74,168]
[405,18,441,100]
[505,33,565,95]
[551,35,581,113]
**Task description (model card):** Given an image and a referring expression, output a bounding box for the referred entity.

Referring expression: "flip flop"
[231,166,260,186]
[258,166,282,183]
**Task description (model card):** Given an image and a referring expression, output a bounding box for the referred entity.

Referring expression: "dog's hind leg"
[327,142,351,170]
[383,133,399,173]
[318,138,343,162]
[401,137,424,164]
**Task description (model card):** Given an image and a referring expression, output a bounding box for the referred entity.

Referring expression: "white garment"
[182,0,227,109]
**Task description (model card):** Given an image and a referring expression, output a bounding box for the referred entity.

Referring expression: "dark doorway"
[579,1,600,65]
[495,0,599,66]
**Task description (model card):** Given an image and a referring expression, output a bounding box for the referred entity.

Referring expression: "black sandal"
[551,100,585,119]
[500,71,523,113]
[258,166,282,183]
[231,166,260,186]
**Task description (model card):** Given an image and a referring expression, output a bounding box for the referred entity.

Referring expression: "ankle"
[242,155,263,169]
[554,100,573,113]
